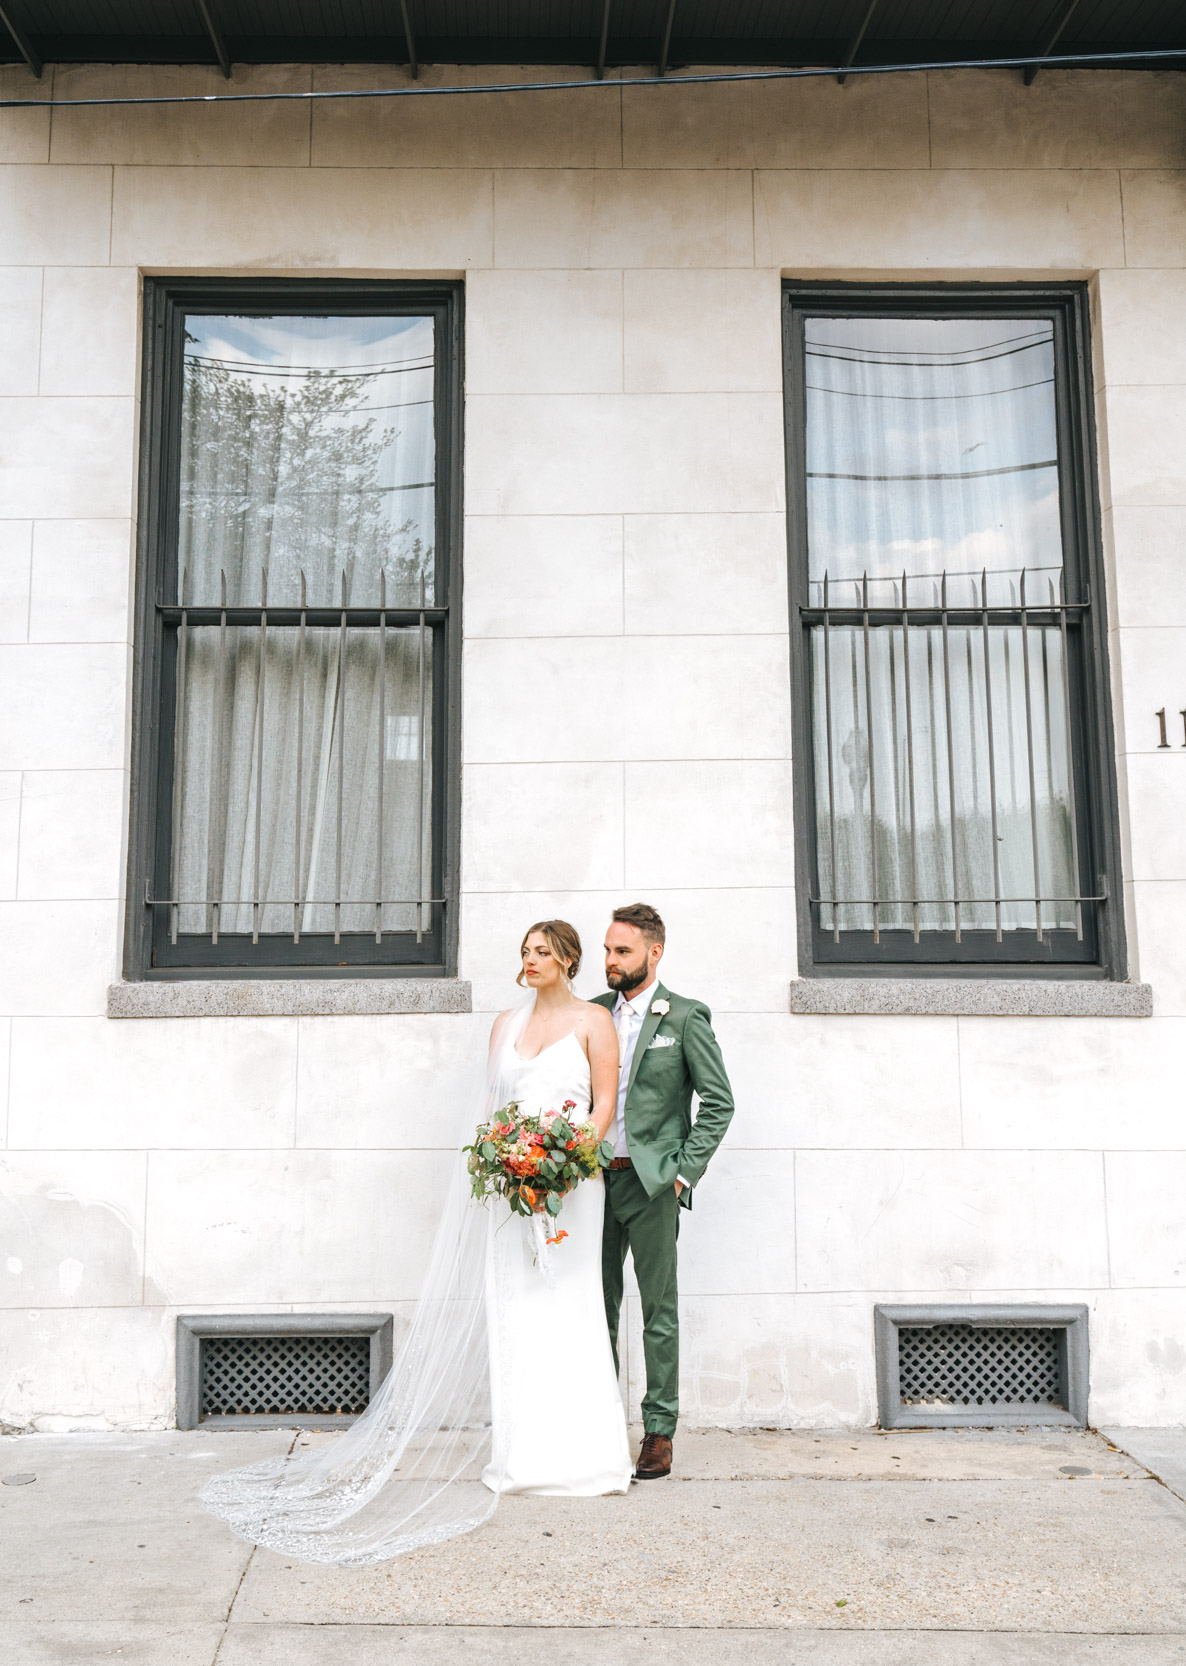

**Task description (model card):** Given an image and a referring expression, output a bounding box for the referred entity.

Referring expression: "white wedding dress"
[483,1028,632,1497]
[199,997,629,1565]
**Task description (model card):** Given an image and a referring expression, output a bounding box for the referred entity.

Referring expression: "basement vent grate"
[897,1323,1062,1410]
[874,1305,1088,1429]
[199,1334,372,1419]
[177,1314,394,1430]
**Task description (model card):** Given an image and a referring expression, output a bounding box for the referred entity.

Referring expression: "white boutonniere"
[651,998,670,1016]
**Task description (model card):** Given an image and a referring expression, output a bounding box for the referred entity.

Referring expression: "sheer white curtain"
[805,317,1076,935]
[175,629,432,936]
[172,314,435,936]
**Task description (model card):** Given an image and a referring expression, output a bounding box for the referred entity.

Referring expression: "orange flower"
[546,1230,569,1246]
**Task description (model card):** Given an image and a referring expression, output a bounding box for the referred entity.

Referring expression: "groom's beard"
[606,964,649,996]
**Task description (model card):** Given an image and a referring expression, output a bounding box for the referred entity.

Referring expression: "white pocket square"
[647,1035,676,1050]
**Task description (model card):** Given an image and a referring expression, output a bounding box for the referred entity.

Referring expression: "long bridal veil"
[199,1002,532,1566]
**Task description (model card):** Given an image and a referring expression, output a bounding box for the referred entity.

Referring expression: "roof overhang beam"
[194,0,231,77]
[596,0,611,79]
[657,0,676,77]
[837,0,881,85]
[0,4,41,76]
[1024,0,1083,84]
[399,0,418,78]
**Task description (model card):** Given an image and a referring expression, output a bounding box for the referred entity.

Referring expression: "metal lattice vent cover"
[898,1324,1064,1410]
[200,1334,371,1419]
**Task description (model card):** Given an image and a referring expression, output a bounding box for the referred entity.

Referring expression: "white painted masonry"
[1,61,1184,1430]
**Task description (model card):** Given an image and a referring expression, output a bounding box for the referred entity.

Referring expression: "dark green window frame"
[124,278,463,982]
[783,281,1124,980]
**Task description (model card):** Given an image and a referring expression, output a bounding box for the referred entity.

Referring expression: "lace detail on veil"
[199,1002,534,1566]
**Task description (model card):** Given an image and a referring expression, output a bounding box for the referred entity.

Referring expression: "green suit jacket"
[592,982,734,1210]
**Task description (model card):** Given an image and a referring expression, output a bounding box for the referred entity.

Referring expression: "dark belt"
[607,1156,633,1170]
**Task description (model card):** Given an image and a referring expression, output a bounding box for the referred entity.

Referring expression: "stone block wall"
[0,62,1184,1428]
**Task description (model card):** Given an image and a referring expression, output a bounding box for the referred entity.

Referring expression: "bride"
[200,918,632,1565]
[483,919,629,1496]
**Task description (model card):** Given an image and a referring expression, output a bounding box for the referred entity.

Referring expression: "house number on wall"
[1155,709,1186,748]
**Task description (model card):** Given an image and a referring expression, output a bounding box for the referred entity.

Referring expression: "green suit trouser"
[602,1165,680,1438]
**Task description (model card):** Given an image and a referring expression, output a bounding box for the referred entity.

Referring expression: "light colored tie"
[615,999,632,1063]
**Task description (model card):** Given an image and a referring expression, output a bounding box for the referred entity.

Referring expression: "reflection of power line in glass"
[184,353,433,376]
[806,376,1055,402]
[807,338,1050,371]
[806,325,1049,355]
[346,399,434,414]
[188,483,435,496]
[809,460,1056,483]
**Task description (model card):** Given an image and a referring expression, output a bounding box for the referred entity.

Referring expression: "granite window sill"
[107,978,472,1019]
[789,978,1152,1018]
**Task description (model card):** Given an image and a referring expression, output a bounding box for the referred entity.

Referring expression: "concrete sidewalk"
[4,1425,1186,1663]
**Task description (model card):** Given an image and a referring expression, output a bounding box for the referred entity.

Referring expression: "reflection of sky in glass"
[179,314,435,608]
[805,317,1063,609]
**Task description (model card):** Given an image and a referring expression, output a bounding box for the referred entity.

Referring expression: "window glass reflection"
[179,314,435,608]
[805,317,1061,609]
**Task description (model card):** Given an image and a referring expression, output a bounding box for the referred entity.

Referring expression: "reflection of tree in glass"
[180,349,432,605]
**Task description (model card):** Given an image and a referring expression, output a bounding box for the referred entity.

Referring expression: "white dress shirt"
[611,976,659,1157]
[611,978,690,1191]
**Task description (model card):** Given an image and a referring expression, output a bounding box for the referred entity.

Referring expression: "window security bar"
[805,566,1097,947]
[162,565,435,950]
[146,892,446,949]
[810,890,1106,909]
[149,891,445,906]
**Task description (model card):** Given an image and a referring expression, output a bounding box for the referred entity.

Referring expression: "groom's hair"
[611,903,666,948]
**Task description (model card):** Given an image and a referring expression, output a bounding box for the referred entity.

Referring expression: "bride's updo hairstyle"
[517,919,582,987]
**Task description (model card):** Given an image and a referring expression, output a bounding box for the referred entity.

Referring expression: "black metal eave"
[2,34,1183,71]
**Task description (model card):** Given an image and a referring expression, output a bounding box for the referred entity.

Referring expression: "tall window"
[784,285,1121,976]
[126,281,461,979]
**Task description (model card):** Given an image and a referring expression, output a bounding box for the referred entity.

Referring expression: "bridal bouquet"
[465,1101,614,1246]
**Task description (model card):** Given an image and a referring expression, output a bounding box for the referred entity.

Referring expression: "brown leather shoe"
[634,1432,673,1480]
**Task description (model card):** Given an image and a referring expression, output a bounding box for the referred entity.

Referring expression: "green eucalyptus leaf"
[545,1193,563,1217]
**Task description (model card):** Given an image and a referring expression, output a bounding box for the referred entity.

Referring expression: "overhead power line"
[0,46,1183,108]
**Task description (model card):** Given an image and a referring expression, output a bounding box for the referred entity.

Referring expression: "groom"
[593,903,734,1480]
